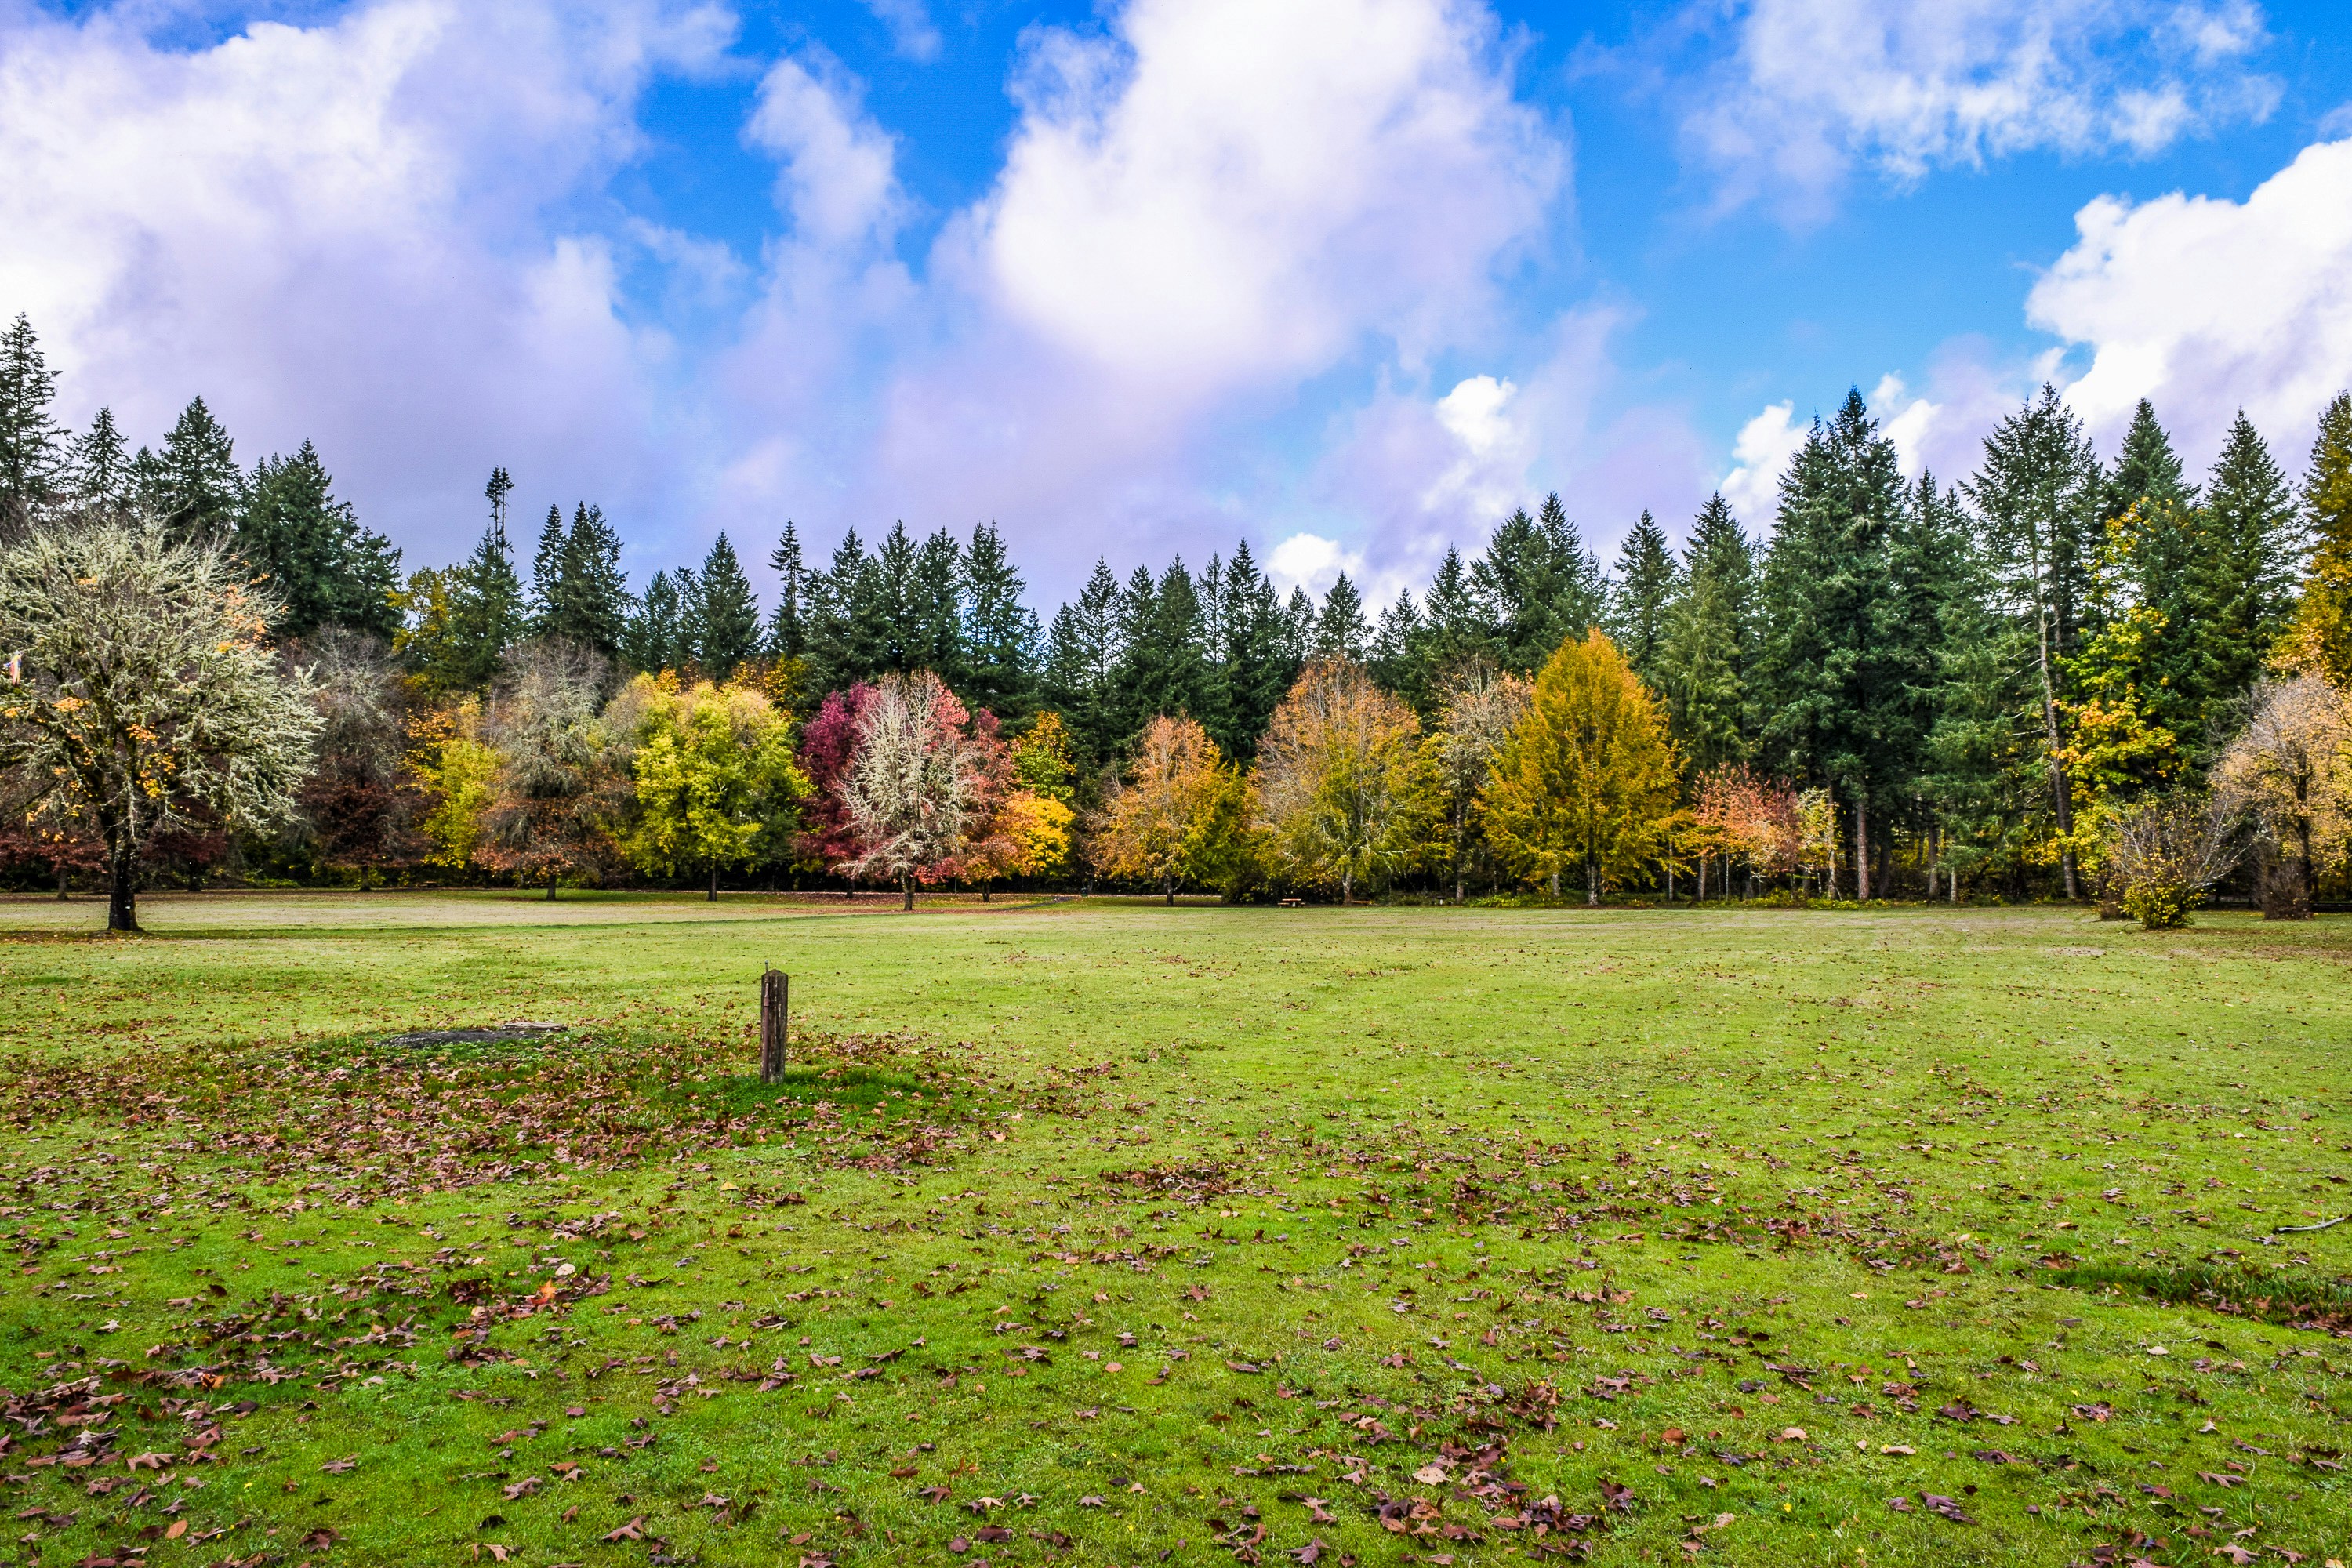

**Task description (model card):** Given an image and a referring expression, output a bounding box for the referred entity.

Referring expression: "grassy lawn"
[0,893,2347,1568]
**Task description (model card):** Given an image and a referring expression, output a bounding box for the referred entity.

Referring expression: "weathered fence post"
[760,967,788,1084]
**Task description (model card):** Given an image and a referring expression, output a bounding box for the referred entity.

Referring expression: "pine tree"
[239,440,401,641]
[537,503,630,659]
[1419,546,1490,679]
[1369,590,1425,708]
[1962,384,2105,897]
[765,521,808,662]
[912,527,967,688]
[693,532,762,676]
[437,496,527,690]
[1210,540,1293,763]
[149,397,243,540]
[1755,391,1911,895]
[2107,399,2194,521]
[1043,558,1124,775]
[529,504,568,628]
[1605,510,1682,690]
[2284,393,2352,684]
[1473,494,1605,673]
[806,528,884,691]
[2198,412,2301,717]
[0,314,64,520]
[1657,495,1756,773]
[869,522,921,675]
[1313,572,1370,662]
[964,521,1038,720]
[67,408,133,512]
[624,570,684,673]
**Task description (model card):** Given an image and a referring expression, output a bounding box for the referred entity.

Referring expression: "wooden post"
[760,967,788,1084]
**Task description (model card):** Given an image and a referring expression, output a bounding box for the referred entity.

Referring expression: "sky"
[3,0,2350,612]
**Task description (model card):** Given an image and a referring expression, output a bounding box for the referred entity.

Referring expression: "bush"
[2103,792,2241,931]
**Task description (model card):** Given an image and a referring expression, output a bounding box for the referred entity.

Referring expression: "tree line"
[3,310,2350,921]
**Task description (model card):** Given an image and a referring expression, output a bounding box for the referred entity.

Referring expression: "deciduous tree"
[624,676,808,899]
[1089,715,1239,904]
[836,670,1008,909]
[476,641,627,898]
[1250,661,1420,903]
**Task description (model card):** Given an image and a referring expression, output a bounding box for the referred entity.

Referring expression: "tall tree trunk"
[1665,861,1675,902]
[1549,866,1560,898]
[2035,609,2078,898]
[106,826,138,933]
[1454,871,1464,905]
[707,862,718,902]
[1853,793,1870,902]
[902,873,914,911]
[1586,857,1599,907]
[1341,869,1352,906]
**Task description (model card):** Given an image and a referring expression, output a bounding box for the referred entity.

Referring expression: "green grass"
[0,891,2347,1568]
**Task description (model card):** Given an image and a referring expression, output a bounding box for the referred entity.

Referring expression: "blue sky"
[5,0,2351,608]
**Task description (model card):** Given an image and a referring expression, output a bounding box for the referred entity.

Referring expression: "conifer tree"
[869,522,921,674]
[1369,590,1426,710]
[2107,399,2194,521]
[766,521,808,662]
[2284,393,2352,684]
[963,521,1038,720]
[624,570,684,673]
[550,503,631,660]
[0,314,64,520]
[1313,572,1370,662]
[1042,558,1124,775]
[529,504,568,626]
[912,527,967,688]
[1657,495,1755,773]
[804,528,880,691]
[68,408,134,512]
[1210,540,1293,763]
[240,440,401,641]
[1605,510,1682,690]
[1419,546,1490,681]
[1474,495,1605,672]
[693,532,762,677]
[2198,412,2300,717]
[148,397,242,540]
[1114,560,1215,740]
[1963,384,2104,897]
[440,497,527,691]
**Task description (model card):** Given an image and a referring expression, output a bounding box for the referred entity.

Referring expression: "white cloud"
[747,51,904,249]
[0,0,732,563]
[1266,532,1367,598]
[860,0,942,63]
[2028,136,2352,459]
[1679,0,2278,216]
[1719,401,1806,524]
[963,0,1561,405]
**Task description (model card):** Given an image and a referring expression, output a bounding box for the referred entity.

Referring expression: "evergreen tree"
[964,521,1038,720]
[2106,399,2194,521]
[528,504,568,626]
[2198,412,2301,718]
[1657,495,1756,773]
[624,570,684,673]
[806,528,884,691]
[1210,539,1293,763]
[1313,572,1370,662]
[239,440,401,641]
[1419,545,1490,681]
[1043,558,1125,775]
[0,314,64,519]
[692,532,762,676]
[536,503,630,659]
[1369,590,1425,709]
[1283,585,1317,662]
[765,521,808,662]
[1472,494,1605,672]
[67,408,133,512]
[1962,384,2105,898]
[1605,510,1682,690]
[437,485,527,690]
[1754,392,1911,895]
[912,527,967,688]
[1919,491,2034,891]
[148,397,243,540]
[2285,393,2352,684]
[869,522,921,674]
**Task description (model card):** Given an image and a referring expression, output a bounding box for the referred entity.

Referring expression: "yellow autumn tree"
[1251,660,1421,903]
[1087,715,1240,903]
[1482,630,1679,905]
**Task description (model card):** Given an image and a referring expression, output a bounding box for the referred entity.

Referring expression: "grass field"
[0,892,2347,1568]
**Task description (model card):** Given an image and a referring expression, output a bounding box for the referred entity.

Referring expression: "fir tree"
[67,408,133,512]
[2107,399,2194,521]
[1419,545,1490,680]
[543,503,631,659]
[806,528,883,691]
[529,504,568,627]
[2198,412,2301,717]
[437,485,527,691]
[2285,393,2352,684]
[149,397,242,540]
[870,522,921,674]
[1313,572,1370,662]
[913,527,967,688]
[1657,495,1755,773]
[1473,494,1605,672]
[240,440,401,641]
[765,521,808,662]
[624,570,684,673]
[1369,590,1425,710]
[1605,510,1682,690]
[1210,539,1293,763]
[693,532,762,676]
[0,314,64,519]
[1962,384,2104,898]
[964,521,1038,720]
[1042,558,1125,775]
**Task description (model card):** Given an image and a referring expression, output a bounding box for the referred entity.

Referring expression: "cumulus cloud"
[859,0,942,63]
[2029,136,2352,461]
[1719,401,1806,524]
[1675,0,2278,216]
[0,0,733,564]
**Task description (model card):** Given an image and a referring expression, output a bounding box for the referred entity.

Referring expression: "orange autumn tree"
[1686,764,1801,898]
[1088,715,1240,903]
[1482,630,1679,905]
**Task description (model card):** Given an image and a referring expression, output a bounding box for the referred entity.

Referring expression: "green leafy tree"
[239,440,401,641]
[626,674,810,899]
[1250,659,1421,903]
